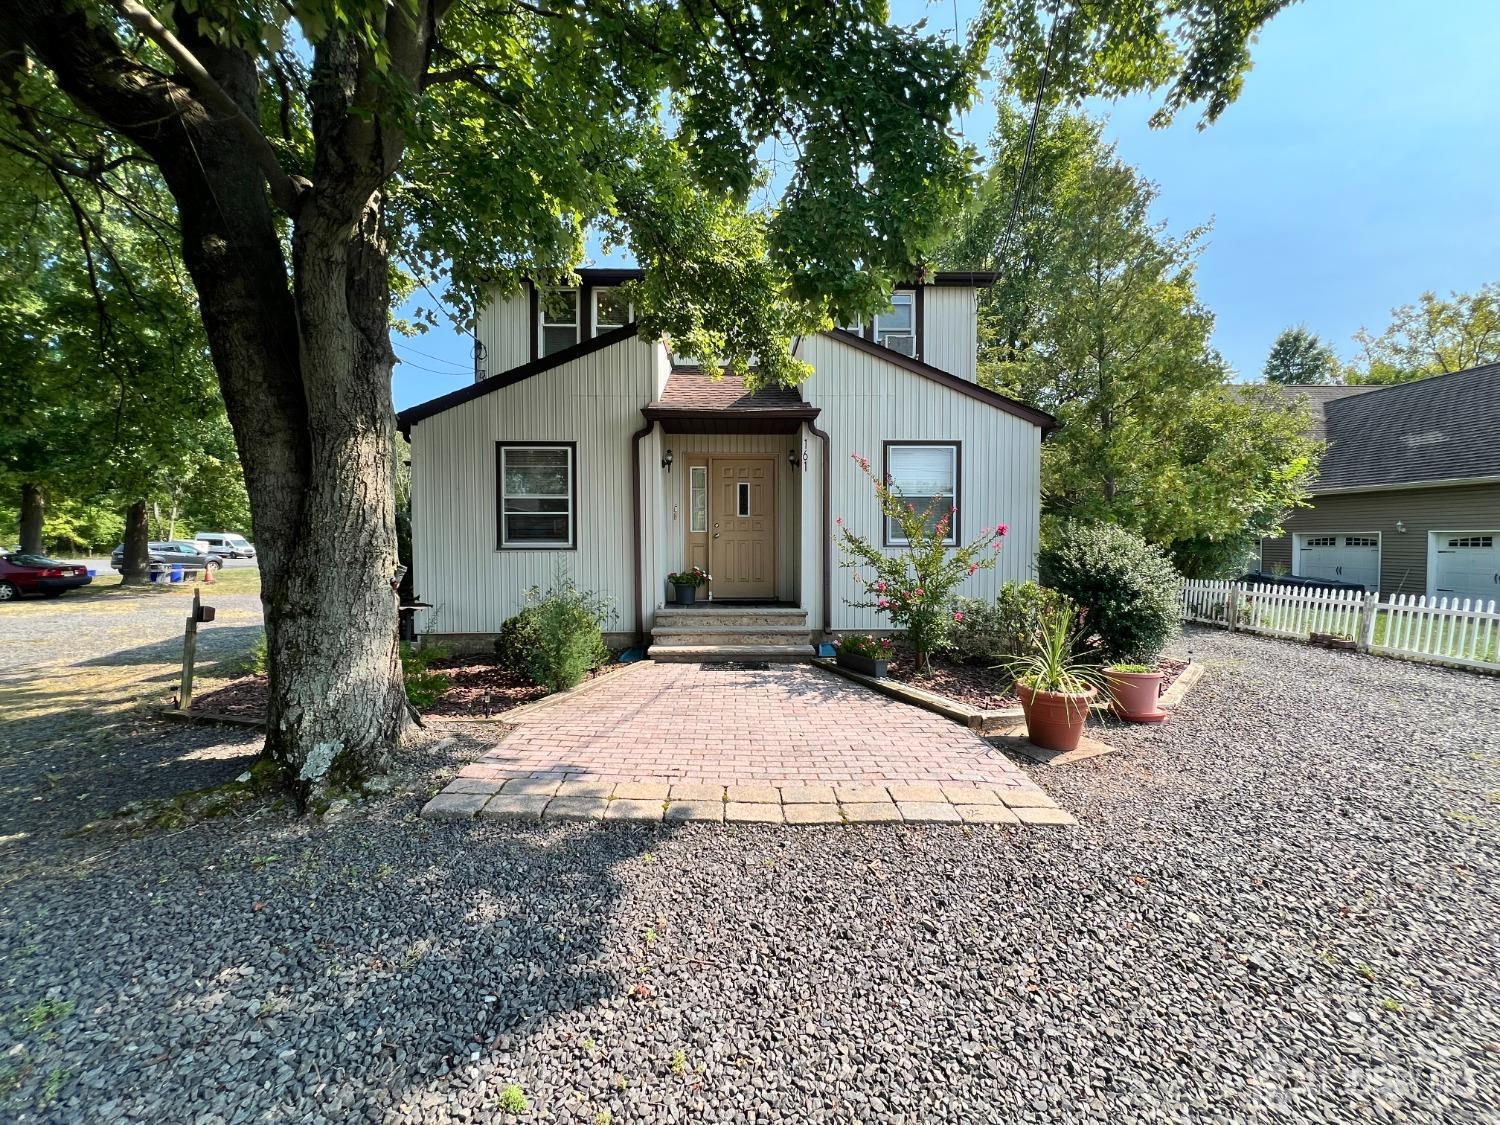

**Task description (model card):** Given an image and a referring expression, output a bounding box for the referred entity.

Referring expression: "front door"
[710,457,776,599]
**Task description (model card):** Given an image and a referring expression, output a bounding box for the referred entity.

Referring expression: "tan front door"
[710,457,776,599]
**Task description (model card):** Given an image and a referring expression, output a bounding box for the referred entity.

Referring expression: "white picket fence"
[1182,580,1500,674]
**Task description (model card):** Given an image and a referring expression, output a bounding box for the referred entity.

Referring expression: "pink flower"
[914,587,925,597]
[968,563,979,576]
[953,611,965,622]
[906,502,914,512]
[876,580,886,592]
[997,523,1009,537]
[835,517,844,526]
[992,541,1002,551]
[877,598,889,609]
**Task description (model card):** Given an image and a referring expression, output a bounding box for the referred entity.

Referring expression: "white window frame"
[883,442,958,546]
[537,287,580,356]
[591,287,634,336]
[498,443,575,550]
[874,291,916,356]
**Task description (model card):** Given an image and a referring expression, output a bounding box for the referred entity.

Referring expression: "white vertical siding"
[409,336,657,636]
[799,333,1042,632]
[476,288,530,379]
[921,286,978,382]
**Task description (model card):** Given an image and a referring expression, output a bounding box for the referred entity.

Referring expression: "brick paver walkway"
[464,661,1031,784]
[424,662,1068,826]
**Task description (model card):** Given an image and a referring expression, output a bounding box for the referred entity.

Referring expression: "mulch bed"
[887,644,1189,711]
[188,654,628,722]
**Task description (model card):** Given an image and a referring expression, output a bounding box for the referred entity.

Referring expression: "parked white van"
[194,532,256,559]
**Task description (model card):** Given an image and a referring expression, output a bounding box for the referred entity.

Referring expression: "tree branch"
[113,0,305,214]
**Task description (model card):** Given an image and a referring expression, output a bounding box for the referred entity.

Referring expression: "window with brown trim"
[883,442,958,545]
[874,291,916,356]
[538,289,580,356]
[497,443,576,549]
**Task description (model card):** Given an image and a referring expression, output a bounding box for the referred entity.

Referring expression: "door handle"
[713,532,720,539]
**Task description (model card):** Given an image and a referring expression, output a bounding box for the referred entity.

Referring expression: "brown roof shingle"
[655,369,806,412]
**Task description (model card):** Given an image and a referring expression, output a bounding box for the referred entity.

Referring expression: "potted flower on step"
[1102,664,1168,723]
[834,633,895,678]
[667,567,709,606]
[1006,607,1101,753]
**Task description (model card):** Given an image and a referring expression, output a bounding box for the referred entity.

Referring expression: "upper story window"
[538,288,580,356]
[883,442,958,546]
[592,287,634,335]
[874,292,916,356]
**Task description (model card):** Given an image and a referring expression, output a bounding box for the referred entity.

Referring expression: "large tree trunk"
[18,482,44,554]
[121,499,150,584]
[13,8,409,801]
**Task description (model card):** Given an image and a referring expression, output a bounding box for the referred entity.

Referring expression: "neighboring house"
[396,268,1055,657]
[1258,364,1500,601]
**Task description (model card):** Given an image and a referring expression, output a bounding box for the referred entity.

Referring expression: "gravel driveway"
[1,628,1497,1123]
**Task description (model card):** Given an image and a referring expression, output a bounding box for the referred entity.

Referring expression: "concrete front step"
[654,607,808,629]
[651,624,812,647]
[648,643,817,663]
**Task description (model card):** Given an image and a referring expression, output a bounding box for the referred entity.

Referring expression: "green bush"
[399,642,451,709]
[1038,520,1183,664]
[946,582,1076,664]
[494,605,543,669]
[514,577,615,693]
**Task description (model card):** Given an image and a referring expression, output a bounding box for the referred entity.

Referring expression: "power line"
[394,339,469,369]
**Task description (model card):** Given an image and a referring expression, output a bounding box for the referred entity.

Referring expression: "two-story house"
[396,268,1056,658]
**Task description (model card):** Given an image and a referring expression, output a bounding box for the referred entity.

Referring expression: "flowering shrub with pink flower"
[836,453,1008,672]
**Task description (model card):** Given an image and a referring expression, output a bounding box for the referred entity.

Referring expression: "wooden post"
[1226,584,1243,632]
[179,587,200,710]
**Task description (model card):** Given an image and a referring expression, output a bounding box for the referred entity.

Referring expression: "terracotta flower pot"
[1016,682,1097,752]
[1104,667,1167,723]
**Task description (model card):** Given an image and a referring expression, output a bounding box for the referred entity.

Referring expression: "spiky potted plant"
[1006,606,1101,753]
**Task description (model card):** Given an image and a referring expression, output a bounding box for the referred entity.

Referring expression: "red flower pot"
[1104,668,1167,723]
[1016,683,1097,752]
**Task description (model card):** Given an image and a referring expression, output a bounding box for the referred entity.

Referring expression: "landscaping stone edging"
[812,658,1023,732]
[422,777,1076,827]
[817,658,1207,731]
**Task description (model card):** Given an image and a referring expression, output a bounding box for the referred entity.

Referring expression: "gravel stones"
[2,628,1497,1122]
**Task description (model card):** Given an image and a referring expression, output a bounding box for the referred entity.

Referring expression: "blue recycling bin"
[86,569,96,577]
[170,564,183,583]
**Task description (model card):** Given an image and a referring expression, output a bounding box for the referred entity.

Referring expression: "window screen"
[539,289,579,356]
[875,292,916,356]
[593,287,633,334]
[499,445,574,548]
[884,444,957,544]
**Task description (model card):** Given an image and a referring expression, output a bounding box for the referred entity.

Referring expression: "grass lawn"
[1371,610,1499,664]
[69,565,262,600]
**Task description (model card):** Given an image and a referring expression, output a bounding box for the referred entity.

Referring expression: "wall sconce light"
[788,447,800,470]
[661,448,674,472]
[1395,520,1406,534]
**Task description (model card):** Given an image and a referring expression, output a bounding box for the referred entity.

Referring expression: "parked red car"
[0,552,93,601]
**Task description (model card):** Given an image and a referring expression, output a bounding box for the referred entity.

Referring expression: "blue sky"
[391,0,1500,410]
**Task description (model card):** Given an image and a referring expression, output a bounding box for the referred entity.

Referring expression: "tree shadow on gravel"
[0,738,674,1122]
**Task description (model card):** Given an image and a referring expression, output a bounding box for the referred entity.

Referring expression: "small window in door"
[1344,536,1377,547]
[689,466,708,533]
[1303,536,1337,548]
[736,481,751,517]
[1448,535,1494,548]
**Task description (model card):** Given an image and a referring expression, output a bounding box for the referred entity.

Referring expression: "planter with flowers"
[835,452,1008,674]
[833,634,896,678]
[666,567,710,605]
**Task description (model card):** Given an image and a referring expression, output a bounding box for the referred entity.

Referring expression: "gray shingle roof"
[1266,364,1500,491]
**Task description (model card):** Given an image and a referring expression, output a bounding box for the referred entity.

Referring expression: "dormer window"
[874,292,916,356]
[538,288,580,356]
[592,287,633,335]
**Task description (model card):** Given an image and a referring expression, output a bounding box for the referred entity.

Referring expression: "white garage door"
[1431,532,1500,604]
[1296,533,1381,589]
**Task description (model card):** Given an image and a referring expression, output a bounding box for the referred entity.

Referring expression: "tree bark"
[19,483,45,554]
[12,4,416,801]
[121,499,150,585]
